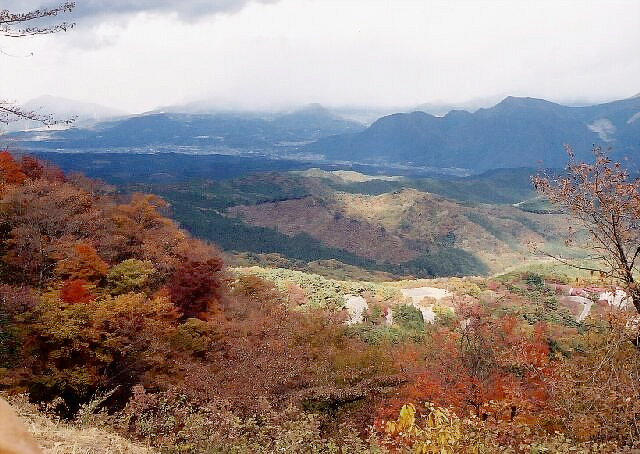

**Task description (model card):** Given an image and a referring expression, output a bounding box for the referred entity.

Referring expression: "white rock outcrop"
[343,295,368,325]
[400,287,453,324]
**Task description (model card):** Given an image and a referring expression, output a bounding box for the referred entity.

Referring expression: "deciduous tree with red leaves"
[60,279,94,304]
[533,145,640,312]
[168,258,224,320]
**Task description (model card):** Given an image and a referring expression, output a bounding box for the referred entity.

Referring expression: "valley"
[1,127,638,453]
[20,151,573,279]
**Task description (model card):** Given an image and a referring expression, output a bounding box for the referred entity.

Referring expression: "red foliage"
[60,279,95,304]
[0,151,27,185]
[54,241,109,282]
[377,304,554,426]
[167,258,224,320]
[19,156,44,180]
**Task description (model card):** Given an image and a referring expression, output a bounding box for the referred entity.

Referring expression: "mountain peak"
[490,96,561,111]
[498,96,545,105]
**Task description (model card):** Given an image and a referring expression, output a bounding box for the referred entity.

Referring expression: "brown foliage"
[167,258,223,320]
[549,312,640,446]
[18,156,43,180]
[0,178,105,285]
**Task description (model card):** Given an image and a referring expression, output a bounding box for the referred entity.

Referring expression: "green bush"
[394,304,424,331]
[107,259,155,295]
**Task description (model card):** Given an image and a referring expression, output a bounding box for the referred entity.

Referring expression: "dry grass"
[3,394,155,454]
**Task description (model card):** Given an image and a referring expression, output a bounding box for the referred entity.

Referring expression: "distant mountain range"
[4,103,363,151]
[306,95,640,171]
[4,95,639,172]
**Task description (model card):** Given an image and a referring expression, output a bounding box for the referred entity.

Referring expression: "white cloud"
[1,0,639,113]
[588,119,617,141]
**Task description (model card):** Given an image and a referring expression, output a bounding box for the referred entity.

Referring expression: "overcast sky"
[1,0,639,113]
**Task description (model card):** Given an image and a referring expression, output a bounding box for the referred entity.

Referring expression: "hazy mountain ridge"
[4,103,364,151]
[306,96,640,170]
[5,95,639,173]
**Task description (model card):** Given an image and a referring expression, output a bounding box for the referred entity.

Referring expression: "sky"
[1,0,639,114]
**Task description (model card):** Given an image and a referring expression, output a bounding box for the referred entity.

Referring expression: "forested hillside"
[2,152,640,452]
[15,153,559,279]
[134,166,568,278]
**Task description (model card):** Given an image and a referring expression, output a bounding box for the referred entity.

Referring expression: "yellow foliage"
[385,403,462,453]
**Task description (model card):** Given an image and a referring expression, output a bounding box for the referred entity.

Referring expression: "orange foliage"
[60,279,95,304]
[0,151,27,187]
[54,241,109,282]
[377,304,553,429]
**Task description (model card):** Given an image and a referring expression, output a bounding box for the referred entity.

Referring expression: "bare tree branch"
[1,2,76,128]
[0,2,75,37]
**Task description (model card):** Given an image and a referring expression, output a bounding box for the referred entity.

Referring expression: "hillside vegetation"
[139,167,571,278]
[2,152,639,452]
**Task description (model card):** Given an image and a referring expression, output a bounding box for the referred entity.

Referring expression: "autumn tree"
[533,145,640,312]
[59,278,95,304]
[0,177,104,286]
[54,241,109,282]
[1,2,75,126]
[168,258,224,320]
[107,259,155,295]
[0,151,26,186]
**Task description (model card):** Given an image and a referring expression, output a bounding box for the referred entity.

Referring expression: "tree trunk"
[631,288,640,315]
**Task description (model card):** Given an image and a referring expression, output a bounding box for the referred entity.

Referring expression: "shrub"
[0,285,37,368]
[394,304,424,331]
[116,387,374,453]
[171,318,221,358]
[433,304,456,328]
[54,242,109,282]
